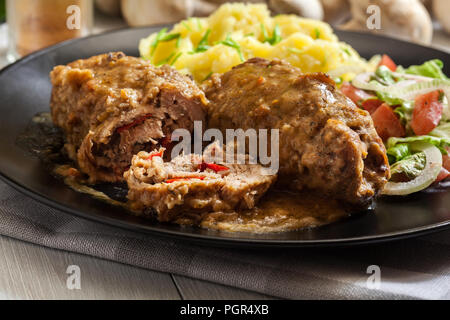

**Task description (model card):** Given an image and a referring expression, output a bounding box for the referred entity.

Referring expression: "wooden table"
[0,234,273,300]
[0,14,448,300]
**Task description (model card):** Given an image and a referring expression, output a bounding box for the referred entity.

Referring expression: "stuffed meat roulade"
[50,52,207,183]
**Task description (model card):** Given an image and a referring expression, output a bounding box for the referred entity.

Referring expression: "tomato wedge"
[371,103,405,141]
[435,168,450,183]
[340,82,374,106]
[361,98,383,114]
[379,54,397,72]
[411,90,444,136]
[443,147,450,172]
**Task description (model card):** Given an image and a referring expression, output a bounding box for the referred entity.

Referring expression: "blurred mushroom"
[433,0,450,34]
[269,0,324,20]
[420,0,432,11]
[341,0,432,45]
[320,0,351,25]
[96,0,121,17]
[121,0,218,26]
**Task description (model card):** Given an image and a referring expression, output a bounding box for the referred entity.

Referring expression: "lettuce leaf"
[401,59,449,80]
[376,91,414,125]
[387,135,450,155]
[430,122,450,141]
[374,66,397,85]
[390,152,426,179]
[386,143,410,164]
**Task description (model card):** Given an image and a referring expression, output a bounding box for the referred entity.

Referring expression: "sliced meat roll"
[124,147,277,222]
[50,52,207,183]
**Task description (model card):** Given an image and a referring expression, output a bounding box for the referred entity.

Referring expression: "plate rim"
[0,26,449,248]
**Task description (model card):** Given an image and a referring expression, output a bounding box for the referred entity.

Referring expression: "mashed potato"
[139,3,376,83]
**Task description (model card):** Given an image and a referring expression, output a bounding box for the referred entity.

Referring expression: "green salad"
[337,55,450,195]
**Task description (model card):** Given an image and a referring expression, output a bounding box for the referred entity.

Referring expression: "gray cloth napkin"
[0,180,449,300]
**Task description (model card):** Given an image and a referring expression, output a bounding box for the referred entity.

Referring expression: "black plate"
[0,26,449,247]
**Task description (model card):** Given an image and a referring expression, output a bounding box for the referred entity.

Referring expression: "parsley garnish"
[150,28,181,56]
[189,29,211,54]
[156,52,183,67]
[219,35,244,62]
[288,47,303,54]
[314,28,321,39]
[261,24,282,45]
[203,72,213,82]
[182,22,192,31]
[341,46,352,56]
[189,18,202,31]
[170,52,183,66]
[156,53,176,66]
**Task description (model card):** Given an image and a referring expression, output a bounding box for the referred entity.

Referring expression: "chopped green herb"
[341,46,352,56]
[261,24,282,45]
[191,18,202,31]
[322,54,328,67]
[203,72,213,82]
[150,29,181,55]
[333,76,343,85]
[245,33,255,37]
[150,28,168,55]
[159,33,181,42]
[170,52,183,66]
[272,25,282,45]
[288,47,303,54]
[219,35,244,62]
[156,53,176,66]
[182,22,192,31]
[261,24,269,41]
[314,28,321,39]
[189,29,211,54]
[176,36,181,48]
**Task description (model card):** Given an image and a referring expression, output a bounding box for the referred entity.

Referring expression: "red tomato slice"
[379,54,397,72]
[371,103,405,141]
[443,147,450,172]
[361,98,383,114]
[435,168,450,183]
[340,82,374,106]
[411,90,444,136]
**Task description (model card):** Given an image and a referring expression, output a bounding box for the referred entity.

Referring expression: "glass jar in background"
[7,0,93,62]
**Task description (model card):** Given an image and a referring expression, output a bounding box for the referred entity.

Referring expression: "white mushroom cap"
[433,0,450,35]
[341,0,433,45]
[269,0,324,20]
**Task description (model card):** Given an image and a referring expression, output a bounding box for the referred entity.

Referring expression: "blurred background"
[0,0,449,67]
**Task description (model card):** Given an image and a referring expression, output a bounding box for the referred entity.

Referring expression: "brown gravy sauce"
[22,112,352,234]
[197,191,348,233]
[55,166,351,233]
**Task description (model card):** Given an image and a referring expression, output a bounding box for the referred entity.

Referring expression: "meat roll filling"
[124,145,277,222]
